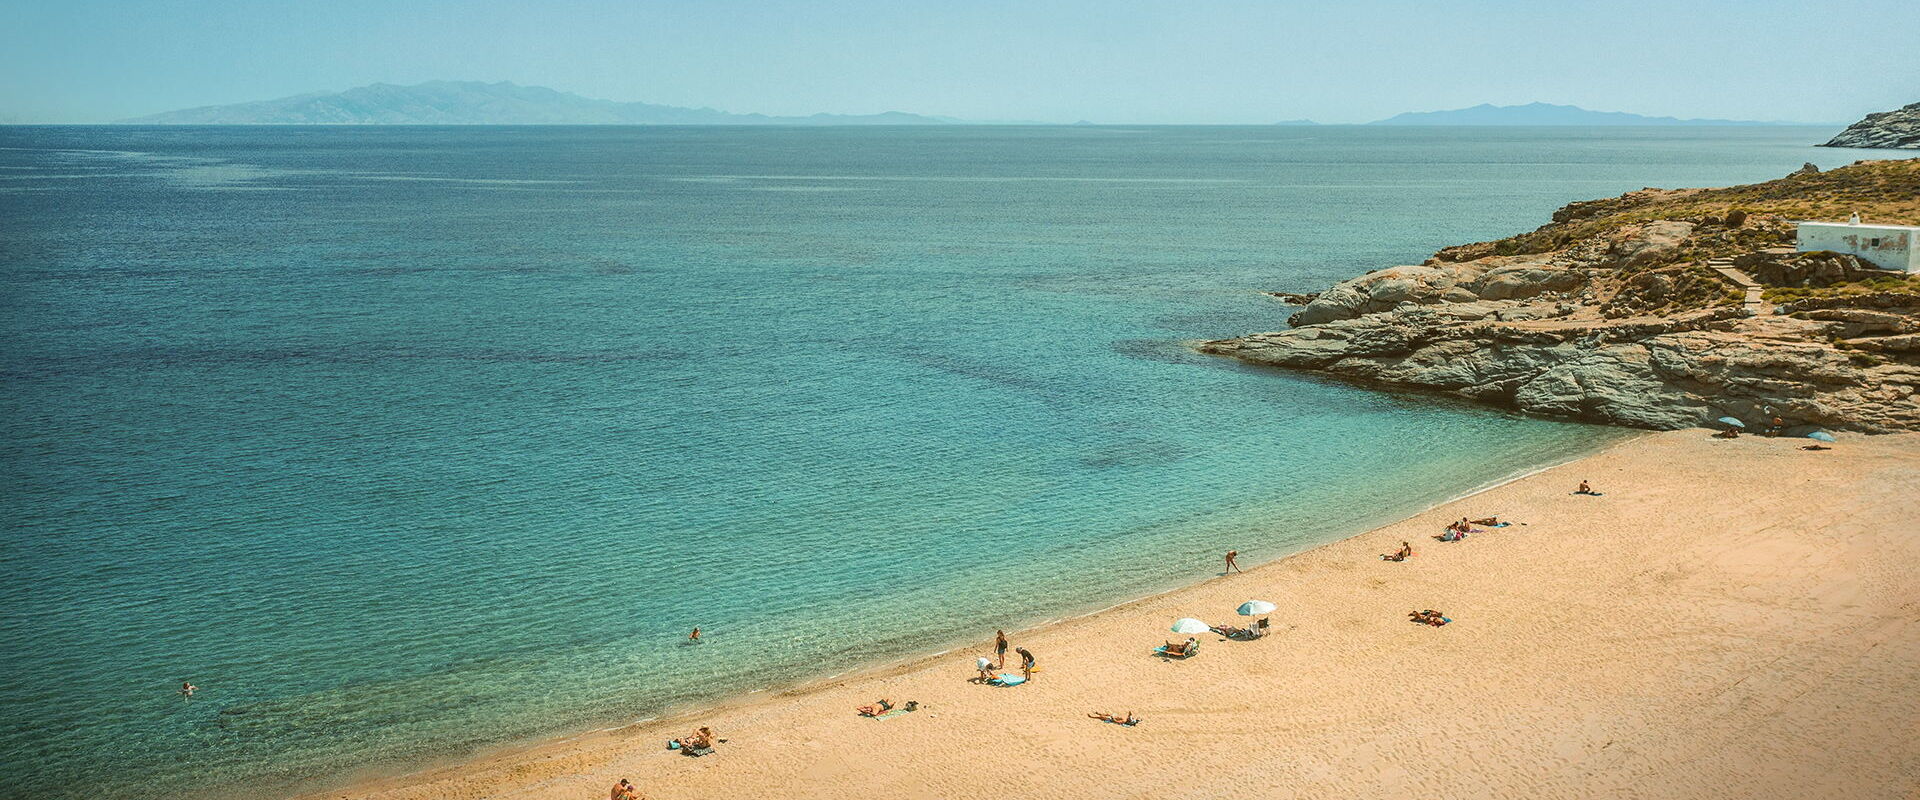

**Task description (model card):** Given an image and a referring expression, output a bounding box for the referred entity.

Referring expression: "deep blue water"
[0,125,1885,798]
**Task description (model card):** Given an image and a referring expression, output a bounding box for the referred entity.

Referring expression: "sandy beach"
[317,429,1920,800]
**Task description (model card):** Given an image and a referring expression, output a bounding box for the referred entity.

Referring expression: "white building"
[1796,217,1920,273]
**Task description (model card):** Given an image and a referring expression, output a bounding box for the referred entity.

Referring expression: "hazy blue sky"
[2,0,1914,123]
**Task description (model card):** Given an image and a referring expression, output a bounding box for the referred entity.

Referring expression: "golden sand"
[316,430,1920,800]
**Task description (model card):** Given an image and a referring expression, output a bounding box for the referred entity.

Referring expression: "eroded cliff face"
[1201,160,1920,433]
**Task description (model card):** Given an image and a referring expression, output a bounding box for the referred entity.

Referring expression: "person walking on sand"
[1225,550,1243,574]
[1016,647,1036,681]
[994,629,1009,669]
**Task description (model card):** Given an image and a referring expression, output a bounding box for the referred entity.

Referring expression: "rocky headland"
[1201,159,1920,433]
[1823,102,1920,149]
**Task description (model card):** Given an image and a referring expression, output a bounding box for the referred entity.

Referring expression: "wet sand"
[314,430,1920,800]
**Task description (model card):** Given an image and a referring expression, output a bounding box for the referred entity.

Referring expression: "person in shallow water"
[688,627,701,643]
[178,682,197,697]
[1017,647,1036,681]
[994,629,1009,668]
[1225,550,1243,574]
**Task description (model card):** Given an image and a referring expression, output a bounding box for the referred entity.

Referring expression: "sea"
[0,124,1893,799]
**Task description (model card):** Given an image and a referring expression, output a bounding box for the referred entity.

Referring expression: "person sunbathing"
[1162,638,1196,656]
[856,699,894,717]
[1381,541,1413,561]
[1801,444,1831,451]
[1469,517,1499,526]
[1713,428,1740,439]
[674,727,715,751]
[1408,610,1449,626]
[1089,711,1142,725]
[1576,481,1597,495]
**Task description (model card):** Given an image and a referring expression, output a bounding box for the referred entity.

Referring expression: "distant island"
[1369,102,1788,126]
[1822,102,1920,149]
[119,81,961,125]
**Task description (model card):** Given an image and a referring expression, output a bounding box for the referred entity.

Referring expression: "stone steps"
[1706,259,1767,313]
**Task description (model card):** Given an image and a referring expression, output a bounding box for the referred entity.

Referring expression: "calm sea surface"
[0,125,1884,798]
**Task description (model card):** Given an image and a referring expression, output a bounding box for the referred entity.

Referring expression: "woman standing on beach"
[994,630,1009,668]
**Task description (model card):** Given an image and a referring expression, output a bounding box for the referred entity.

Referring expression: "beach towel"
[990,674,1027,687]
[869,708,914,719]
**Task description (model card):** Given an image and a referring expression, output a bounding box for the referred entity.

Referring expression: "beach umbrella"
[1807,431,1837,443]
[1236,600,1277,616]
[1717,416,1746,428]
[1170,618,1211,634]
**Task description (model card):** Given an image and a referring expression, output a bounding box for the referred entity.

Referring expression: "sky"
[1,0,1914,124]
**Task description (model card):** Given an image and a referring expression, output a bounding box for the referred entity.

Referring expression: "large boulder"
[1605,221,1695,269]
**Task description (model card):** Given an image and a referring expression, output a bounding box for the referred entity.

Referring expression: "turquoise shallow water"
[0,125,1888,798]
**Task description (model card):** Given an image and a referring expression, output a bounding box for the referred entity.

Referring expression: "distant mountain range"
[1367,102,1793,126]
[120,81,961,125]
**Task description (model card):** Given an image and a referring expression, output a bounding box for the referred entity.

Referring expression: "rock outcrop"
[1200,160,1920,433]
[1823,102,1920,150]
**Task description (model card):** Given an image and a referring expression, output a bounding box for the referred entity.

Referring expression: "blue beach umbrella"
[1807,431,1837,443]
[1717,416,1746,428]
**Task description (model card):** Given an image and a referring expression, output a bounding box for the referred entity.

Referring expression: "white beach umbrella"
[1170,618,1211,634]
[1236,600,1277,617]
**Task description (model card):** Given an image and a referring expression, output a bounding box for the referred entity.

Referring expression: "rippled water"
[0,125,1878,798]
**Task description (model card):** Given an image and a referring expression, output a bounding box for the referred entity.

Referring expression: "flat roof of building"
[1797,220,1920,232]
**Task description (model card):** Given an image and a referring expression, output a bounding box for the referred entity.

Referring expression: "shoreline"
[299,431,1642,800]
[315,428,1920,800]
[311,429,1920,798]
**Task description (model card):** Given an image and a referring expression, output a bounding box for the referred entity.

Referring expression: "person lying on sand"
[1713,428,1740,439]
[1469,517,1499,526]
[1802,444,1831,451]
[1088,711,1142,725]
[1408,610,1450,627]
[857,699,894,717]
[1162,638,1197,656]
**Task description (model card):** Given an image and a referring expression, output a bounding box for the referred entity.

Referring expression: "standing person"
[1016,647,1036,682]
[994,629,1009,669]
[688,627,701,643]
[1225,550,1243,574]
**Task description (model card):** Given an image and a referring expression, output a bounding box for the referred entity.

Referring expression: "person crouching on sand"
[1017,647,1036,681]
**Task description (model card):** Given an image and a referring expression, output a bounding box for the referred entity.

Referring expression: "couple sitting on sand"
[1409,609,1450,627]
[670,727,716,754]
[1381,541,1413,561]
[1088,710,1142,726]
